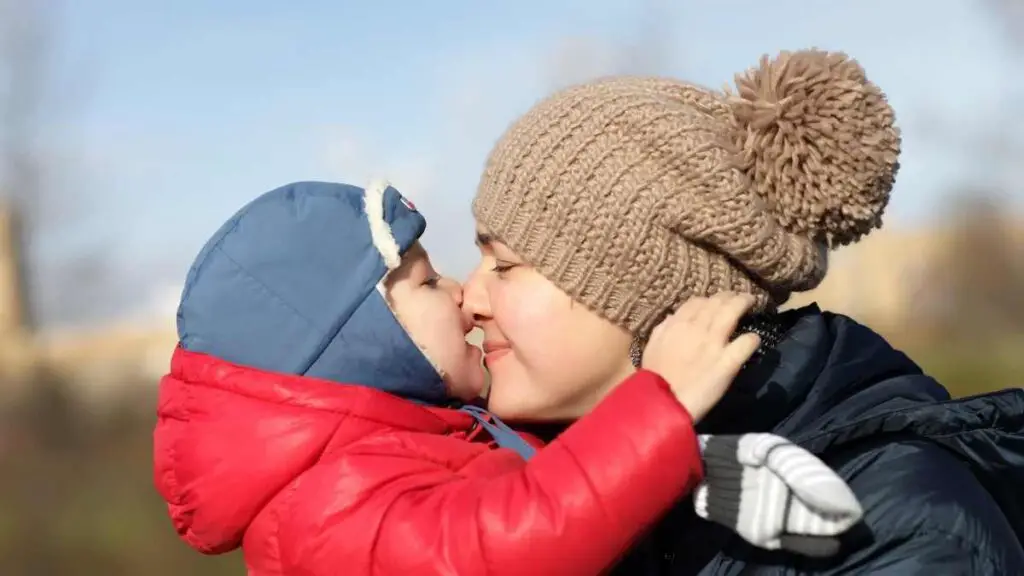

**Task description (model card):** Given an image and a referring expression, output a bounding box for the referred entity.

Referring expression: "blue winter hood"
[176,180,447,403]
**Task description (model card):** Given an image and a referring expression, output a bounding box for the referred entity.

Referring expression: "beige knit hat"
[472,49,900,335]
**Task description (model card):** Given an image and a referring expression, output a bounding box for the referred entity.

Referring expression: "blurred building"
[1,201,1022,401]
[786,218,1024,336]
[785,227,944,334]
[0,207,36,381]
[0,203,176,404]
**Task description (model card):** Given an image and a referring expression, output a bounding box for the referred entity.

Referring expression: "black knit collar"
[732,312,791,367]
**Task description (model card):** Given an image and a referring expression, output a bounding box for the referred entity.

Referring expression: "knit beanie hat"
[472,50,900,335]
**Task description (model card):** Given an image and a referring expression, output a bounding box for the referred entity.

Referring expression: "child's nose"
[441,277,464,306]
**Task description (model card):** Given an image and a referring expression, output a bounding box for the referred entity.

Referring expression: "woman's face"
[462,226,635,422]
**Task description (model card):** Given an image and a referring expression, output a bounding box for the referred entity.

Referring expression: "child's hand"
[642,293,760,423]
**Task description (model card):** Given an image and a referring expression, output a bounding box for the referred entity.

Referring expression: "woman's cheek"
[493,282,557,342]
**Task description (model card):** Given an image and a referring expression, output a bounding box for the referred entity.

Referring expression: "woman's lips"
[482,341,512,367]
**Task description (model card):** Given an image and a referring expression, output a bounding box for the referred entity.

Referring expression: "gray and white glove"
[694,433,863,557]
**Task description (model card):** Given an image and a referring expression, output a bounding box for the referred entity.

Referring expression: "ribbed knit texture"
[473,50,900,334]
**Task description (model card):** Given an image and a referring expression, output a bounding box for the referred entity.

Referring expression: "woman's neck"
[587,359,638,413]
[512,359,635,441]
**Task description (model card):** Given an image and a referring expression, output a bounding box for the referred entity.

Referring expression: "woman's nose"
[461,266,491,324]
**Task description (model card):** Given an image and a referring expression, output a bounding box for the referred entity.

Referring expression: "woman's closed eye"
[492,261,518,276]
[423,274,442,288]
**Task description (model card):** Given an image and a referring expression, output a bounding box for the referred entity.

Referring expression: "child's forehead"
[404,241,428,261]
[382,242,432,288]
[398,242,433,272]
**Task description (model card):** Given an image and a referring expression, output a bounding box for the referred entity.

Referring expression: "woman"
[463,49,1024,574]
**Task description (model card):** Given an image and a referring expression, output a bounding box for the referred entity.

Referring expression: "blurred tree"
[0,373,244,575]
[0,4,235,572]
[913,1,1024,343]
[543,0,678,89]
[905,187,1024,398]
[985,0,1024,50]
[0,0,52,330]
[916,0,1024,204]
[925,190,1024,339]
[0,0,117,328]
[974,0,1024,176]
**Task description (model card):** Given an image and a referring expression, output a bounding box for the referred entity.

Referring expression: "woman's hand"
[642,293,760,423]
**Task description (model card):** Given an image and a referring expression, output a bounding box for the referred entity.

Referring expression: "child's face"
[383,242,486,401]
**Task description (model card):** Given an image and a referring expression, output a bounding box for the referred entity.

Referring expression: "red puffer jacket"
[154,347,704,575]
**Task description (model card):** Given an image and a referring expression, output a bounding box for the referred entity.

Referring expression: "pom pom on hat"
[728,49,901,248]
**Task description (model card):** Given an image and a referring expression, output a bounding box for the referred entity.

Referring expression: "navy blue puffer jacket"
[626,305,1024,575]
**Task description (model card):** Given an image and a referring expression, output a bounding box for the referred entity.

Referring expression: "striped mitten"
[694,434,863,557]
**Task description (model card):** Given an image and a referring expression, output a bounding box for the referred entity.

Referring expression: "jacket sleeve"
[797,439,1023,575]
[279,370,704,576]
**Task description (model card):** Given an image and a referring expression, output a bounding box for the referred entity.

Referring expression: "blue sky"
[25,0,1023,323]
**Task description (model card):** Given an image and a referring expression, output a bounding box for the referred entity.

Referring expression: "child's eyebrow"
[474,232,494,247]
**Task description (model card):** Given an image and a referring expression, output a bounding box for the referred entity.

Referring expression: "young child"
[154,180,861,576]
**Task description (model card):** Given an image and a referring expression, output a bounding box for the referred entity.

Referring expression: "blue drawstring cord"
[460,405,537,461]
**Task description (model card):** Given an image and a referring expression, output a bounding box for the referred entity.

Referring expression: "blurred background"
[1,0,1022,573]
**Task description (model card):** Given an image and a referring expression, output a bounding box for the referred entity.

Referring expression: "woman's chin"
[487,393,563,423]
[482,390,517,420]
